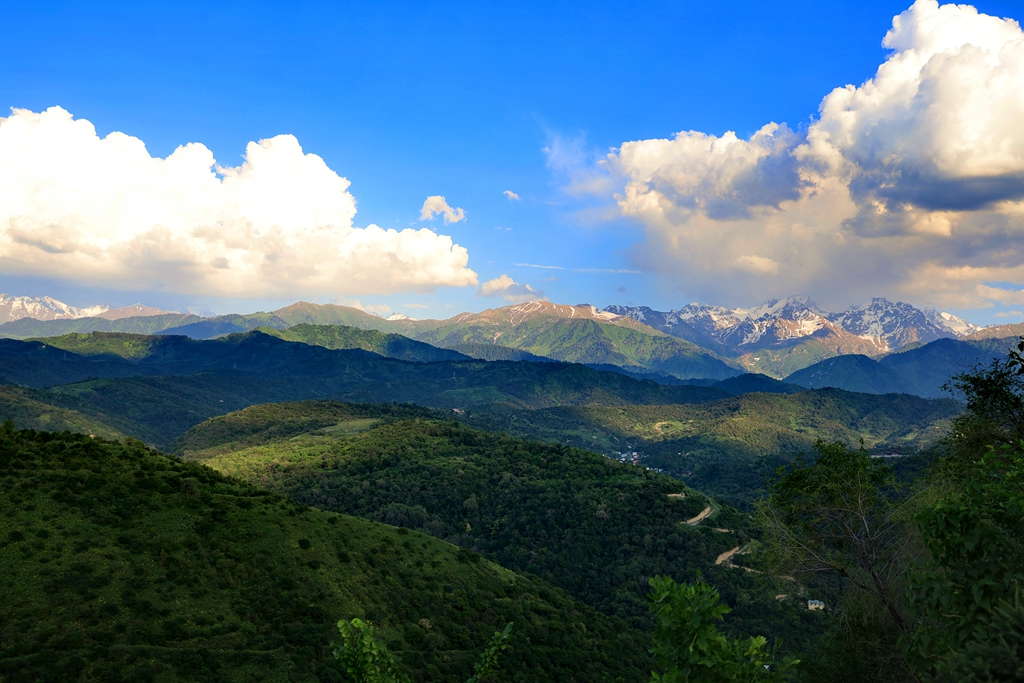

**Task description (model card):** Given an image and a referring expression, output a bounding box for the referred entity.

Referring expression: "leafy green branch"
[333,617,513,683]
[647,575,798,683]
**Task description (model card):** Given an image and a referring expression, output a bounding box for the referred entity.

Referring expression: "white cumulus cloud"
[503,190,520,201]
[419,195,467,224]
[0,107,478,298]
[478,274,545,303]
[603,0,1024,310]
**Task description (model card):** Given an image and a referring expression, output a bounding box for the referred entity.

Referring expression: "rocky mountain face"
[607,295,985,377]
[828,298,981,351]
[3,293,997,381]
[609,296,978,353]
[99,303,174,320]
[0,294,108,324]
[0,294,171,324]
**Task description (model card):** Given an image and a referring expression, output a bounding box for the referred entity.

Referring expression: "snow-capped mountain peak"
[0,294,172,325]
[934,310,983,336]
[741,294,825,322]
[829,298,961,351]
[604,295,985,355]
[0,294,109,324]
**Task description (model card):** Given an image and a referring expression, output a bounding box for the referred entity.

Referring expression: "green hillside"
[158,313,292,338]
[0,384,125,439]
[436,342,552,362]
[733,338,851,378]
[784,337,1019,397]
[0,313,201,339]
[180,403,819,643]
[172,401,439,456]
[271,302,740,380]
[272,302,435,332]
[0,332,726,448]
[413,315,739,381]
[0,426,653,683]
[264,324,469,362]
[474,390,960,505]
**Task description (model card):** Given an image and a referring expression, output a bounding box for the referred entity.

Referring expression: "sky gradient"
[2,0,1023,323]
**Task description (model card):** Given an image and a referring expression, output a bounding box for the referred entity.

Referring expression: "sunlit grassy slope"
[471,389,961,505]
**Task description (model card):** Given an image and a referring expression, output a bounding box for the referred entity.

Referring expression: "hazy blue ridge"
[784,336,1021,397]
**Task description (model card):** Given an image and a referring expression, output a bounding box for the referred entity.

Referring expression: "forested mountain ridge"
[275,301,741,381]
[178,402,819,642]
[0,331,727,447]
[472,389,961,505]
[0,313,202,339]
[2,302,741,380]
[0,426,655,682]
[784,336,1019,397]
[4,296,1010,383]
[404,302,740,380]
[261,324,471,362]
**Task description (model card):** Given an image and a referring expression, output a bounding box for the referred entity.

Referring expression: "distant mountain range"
[0,293,172,323]
[607,295,985,376]
[0,292,1018,382]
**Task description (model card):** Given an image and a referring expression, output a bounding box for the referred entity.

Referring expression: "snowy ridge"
[606,295,983,354]
[0,294,171,324]
[0,294,108,324]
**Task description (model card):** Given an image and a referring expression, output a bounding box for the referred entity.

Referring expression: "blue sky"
[2,0,1024,323]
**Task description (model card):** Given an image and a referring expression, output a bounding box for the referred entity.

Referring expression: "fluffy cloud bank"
[0,107,478,297]
[478,274,544,303]
[604,0,1024,310]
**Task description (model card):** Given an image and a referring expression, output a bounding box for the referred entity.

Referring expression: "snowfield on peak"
[605,296,984,358]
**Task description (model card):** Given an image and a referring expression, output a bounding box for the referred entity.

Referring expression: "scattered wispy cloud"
[994,310,1024,318]
[503,190,520,201]
[478,274,545,303]
[329,297,392,315]
[516,263,563,270]
[599,0,1024,311]
[543,132,615,197]
[977,285,1024,306]
[419,195,466,224]
[0,107,478,297]
[495,226,512,232]
[572,268,643,274]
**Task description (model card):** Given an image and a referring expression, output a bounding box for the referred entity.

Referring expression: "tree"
[333,618,512,683]
[756,442,926,682]
[904,445,1024,677]
[647,575,798,683]
[757,442,919,636]
[942,346,1024,478]
[930,595,1024,683]
[334,618,410,683]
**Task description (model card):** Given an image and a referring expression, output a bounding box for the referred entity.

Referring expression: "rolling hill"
[0,313,202,339]
[0,384,125,439]
[271,301,740,381]
[4,302,741,380]
[263,324,470,362]
[472,389,961,505]
[785,337,1018,397]
[405,302,740,380]
[0,426,655,682]
[175,402,818,642]
[0,331,727,447]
